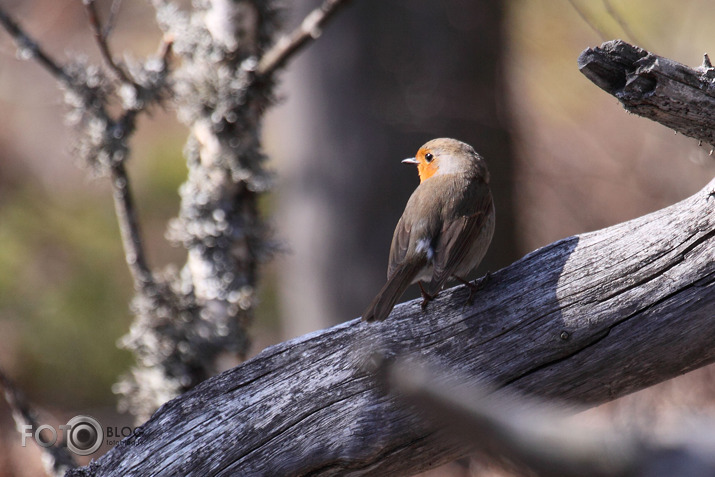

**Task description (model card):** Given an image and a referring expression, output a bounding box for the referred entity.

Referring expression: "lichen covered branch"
[0,0,353,430]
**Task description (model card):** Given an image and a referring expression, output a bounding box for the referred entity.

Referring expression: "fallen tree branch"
[578,39,715,147]
[68,176,714,475]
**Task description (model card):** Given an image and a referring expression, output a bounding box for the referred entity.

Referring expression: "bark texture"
[68,176,715,476]
[578,39,715,147]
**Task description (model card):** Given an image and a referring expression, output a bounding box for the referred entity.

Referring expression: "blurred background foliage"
[0,0,714,475]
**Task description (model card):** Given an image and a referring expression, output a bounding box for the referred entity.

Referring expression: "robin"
[362,138,495,322]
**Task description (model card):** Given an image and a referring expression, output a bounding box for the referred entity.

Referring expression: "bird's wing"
[386,183,441,279]
[364,186,435,322]
[366,209,428,322]
[427,187,493,295]
[387,215,412,279]
[363,258,425,322]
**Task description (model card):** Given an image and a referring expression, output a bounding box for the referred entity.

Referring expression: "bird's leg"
[418,281,435,309]
[453,272,491,305]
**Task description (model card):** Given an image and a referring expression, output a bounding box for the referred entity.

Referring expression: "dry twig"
[256,0,353,77]
[83,0,135,85]
[0,7,71,83]
[0,367,77,476]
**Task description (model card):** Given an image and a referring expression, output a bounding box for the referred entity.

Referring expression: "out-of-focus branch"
[84,0,135,85]
[104,0,124,38]
[111,162,154,290]
[0,7,71,84]
[256,0,353,77]
[0,367,77,477]
[384,359,715,477]
[1,0,350,429]
[602,0,642,46]
[0,3,173,423]
[384,360,631,477]
[157,34,173,66]
[566,0,608,41]
[109,0,352,423]
[0,5,159,293]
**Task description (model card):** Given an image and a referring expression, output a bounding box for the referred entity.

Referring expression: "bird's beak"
[401,157,419,164]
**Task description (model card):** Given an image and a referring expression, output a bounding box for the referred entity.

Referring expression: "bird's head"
[402,137,489,184]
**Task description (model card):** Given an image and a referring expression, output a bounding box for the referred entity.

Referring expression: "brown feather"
[362,259,426,322]
[386,184,442,279]
[427,183,493,295]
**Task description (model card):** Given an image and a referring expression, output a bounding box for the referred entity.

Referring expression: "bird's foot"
[418,282,436,310]
[454,272,491,305]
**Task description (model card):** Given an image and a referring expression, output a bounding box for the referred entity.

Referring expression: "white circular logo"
[65,415,103,456]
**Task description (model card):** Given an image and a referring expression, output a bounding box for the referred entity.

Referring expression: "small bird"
[362,138,495,322]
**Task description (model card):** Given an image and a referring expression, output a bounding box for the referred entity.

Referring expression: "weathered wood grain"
[68,177,715,477]
[579,39,715,146]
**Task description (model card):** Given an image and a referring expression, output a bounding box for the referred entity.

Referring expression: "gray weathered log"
[578,39,715,147]
[68,176,714,476]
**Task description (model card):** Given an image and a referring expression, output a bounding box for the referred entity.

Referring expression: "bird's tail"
[362,264,420,322]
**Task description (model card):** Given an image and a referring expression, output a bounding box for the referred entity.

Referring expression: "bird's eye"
[424,153,434,162]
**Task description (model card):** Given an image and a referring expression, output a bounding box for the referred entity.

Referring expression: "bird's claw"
[418,282,435,310]
[454,272,491,305]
